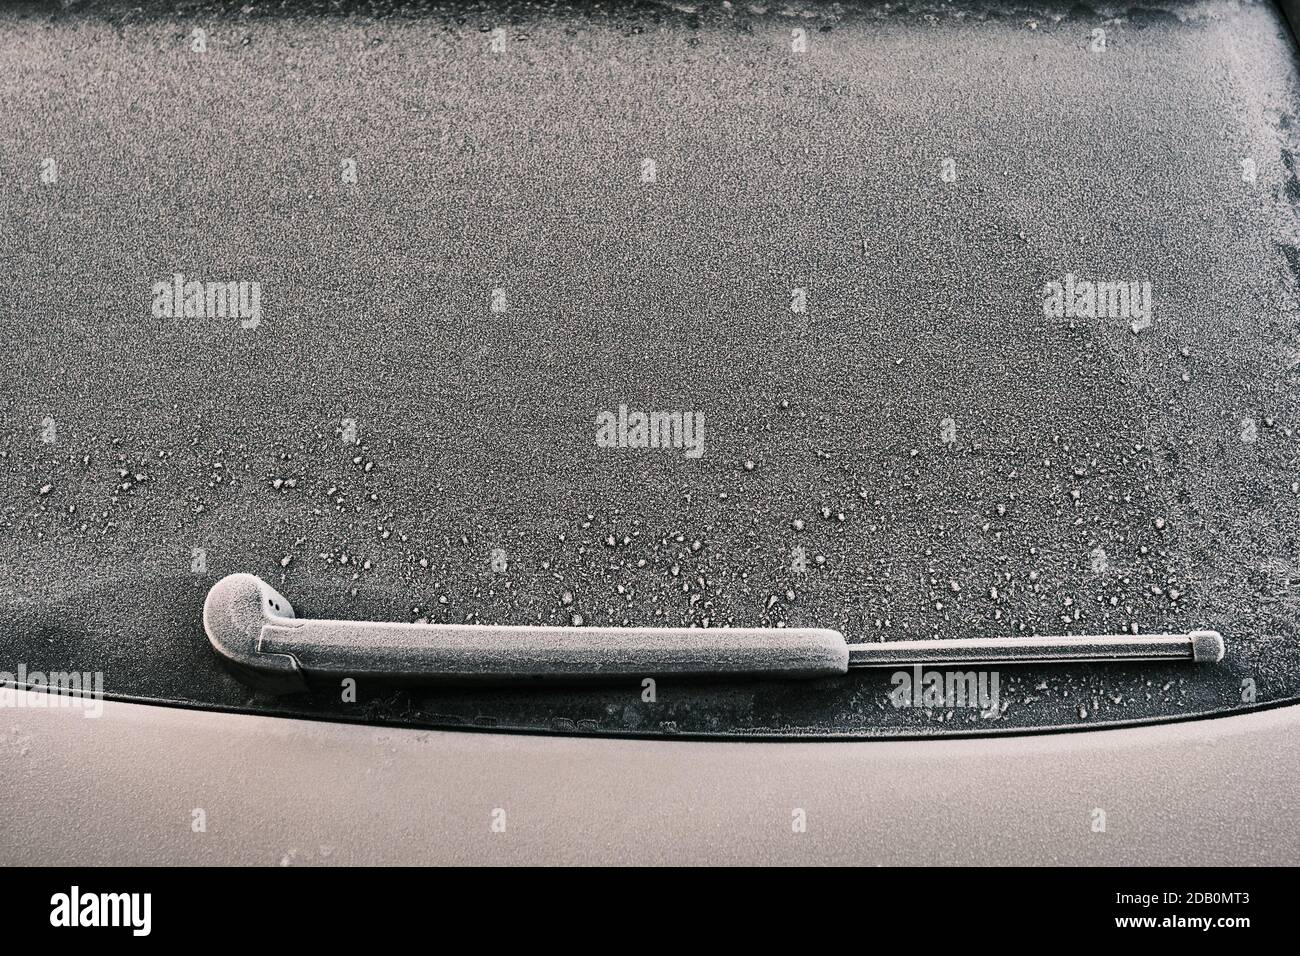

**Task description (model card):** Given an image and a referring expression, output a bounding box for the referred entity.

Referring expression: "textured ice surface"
[1,0,1299,735]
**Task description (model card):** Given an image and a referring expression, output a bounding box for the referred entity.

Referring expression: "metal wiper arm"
[204,574,1224,694]
[204,574,847,693]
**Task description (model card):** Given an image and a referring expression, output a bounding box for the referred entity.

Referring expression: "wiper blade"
[845,632,1224,667]
[204,574,1224,694]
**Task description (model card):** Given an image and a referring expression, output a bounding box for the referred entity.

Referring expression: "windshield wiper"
[204,574,1225,694]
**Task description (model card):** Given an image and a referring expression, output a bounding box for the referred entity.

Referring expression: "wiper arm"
[204,574,847,693]
[204,574,1224,694]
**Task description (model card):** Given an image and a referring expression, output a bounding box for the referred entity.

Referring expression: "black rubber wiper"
[204,574,1225,694]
